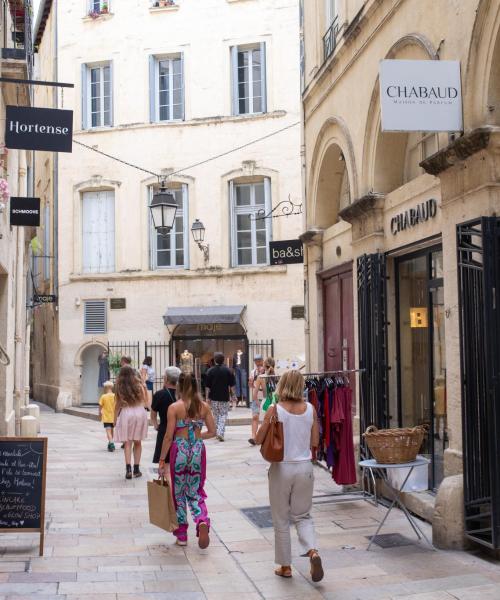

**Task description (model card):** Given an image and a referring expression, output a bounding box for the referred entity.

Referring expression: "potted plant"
[158,0,167,6]
[100,2,109,13]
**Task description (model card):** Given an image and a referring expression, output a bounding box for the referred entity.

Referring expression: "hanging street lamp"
[150,182,177,236]
[191,219,209,262]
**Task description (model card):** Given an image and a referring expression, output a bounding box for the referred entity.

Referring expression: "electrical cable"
[73,120,300,179]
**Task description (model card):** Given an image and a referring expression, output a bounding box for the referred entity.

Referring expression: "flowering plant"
[88,10,100,18]
[0,179,9,202]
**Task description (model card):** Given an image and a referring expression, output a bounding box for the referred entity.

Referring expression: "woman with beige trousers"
[256,370,323,582]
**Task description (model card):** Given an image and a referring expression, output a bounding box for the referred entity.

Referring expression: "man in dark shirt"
[205,352,236,441]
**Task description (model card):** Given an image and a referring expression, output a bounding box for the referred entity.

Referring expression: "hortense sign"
[270,240,304,265]
[390,198,438,235]
[5,106,73,153]
[10,197,41,227]
[380,60,463,132]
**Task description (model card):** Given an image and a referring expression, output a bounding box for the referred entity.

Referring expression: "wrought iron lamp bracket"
[252,196,302,221]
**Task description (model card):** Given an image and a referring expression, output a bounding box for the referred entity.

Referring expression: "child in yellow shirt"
[99,381,116,452]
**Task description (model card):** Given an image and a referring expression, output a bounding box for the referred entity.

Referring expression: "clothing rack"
[258,368,365,379]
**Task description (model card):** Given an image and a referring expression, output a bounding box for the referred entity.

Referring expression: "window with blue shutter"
[82,62,113,129]
[231,43,267,116]
[149,54,184,122]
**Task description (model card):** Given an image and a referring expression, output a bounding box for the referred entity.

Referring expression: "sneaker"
[110,443,115,452]
[217,435,225,442]
[107,442,113,452]
[248,438,256,446]
[175,539,187,546]
[198,523,210,549]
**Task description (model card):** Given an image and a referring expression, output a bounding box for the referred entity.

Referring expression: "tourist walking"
[113,365,149,479]
[158,372,216,547]
[141,356,156,392]
[205,352,236,441]
[151,366,180,465]
[255,370,324,582]
[248,357,274,445]
[98,380,116,452]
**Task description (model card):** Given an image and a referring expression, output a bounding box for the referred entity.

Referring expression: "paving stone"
[8,572,76,583]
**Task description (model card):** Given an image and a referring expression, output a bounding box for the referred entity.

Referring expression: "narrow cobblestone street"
[1,407,500,600]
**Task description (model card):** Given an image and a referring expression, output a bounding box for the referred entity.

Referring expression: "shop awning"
[163,305,246,326]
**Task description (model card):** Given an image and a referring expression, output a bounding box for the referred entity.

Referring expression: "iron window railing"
[323,15,339,63]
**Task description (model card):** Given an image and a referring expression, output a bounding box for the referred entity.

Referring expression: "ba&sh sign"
[5,106,73,153]
[270,240,304,265]
[380,60,463,132]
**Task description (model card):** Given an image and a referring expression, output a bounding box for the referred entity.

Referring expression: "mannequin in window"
[180,350,194,375]
[232,350,248,407]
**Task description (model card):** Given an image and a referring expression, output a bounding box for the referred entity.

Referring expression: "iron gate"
[107,341,141,381]
[107,341,170,392]
[357,253,389,453]
[248,340,275,365]
[145,342,170,391]
[457,217,500,549]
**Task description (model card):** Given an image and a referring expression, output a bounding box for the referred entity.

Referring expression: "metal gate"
[457,217,500,549]
[357,253,389,452]
[107,341,141,381]
[145,341,170,391]
[107,341,169,393]
[248,340,274,365]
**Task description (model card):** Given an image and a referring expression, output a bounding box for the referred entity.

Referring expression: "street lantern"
[150,183,177,236]
[191,219,209,262]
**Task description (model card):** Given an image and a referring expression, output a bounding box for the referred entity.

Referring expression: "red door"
[322,265,355,377]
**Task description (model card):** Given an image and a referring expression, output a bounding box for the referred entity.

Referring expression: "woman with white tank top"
[255,370,323,582]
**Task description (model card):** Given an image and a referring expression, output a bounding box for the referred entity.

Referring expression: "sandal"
[309,551,324,582]
[198,522,210,549]
[274,566,292,578]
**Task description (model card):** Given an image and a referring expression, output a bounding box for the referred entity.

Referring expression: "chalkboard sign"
[0,437,47,556]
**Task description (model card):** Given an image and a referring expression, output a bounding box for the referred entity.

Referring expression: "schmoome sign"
[10,197,41,227]
[5,106,73,153]
[380,59,463,132]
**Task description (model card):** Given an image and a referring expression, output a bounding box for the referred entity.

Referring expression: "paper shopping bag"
[147,477,178,532]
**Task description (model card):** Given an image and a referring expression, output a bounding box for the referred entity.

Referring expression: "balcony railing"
[2,0,33,74]
[323,15,339,63]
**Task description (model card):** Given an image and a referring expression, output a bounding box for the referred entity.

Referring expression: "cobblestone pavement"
[1,406,500,600]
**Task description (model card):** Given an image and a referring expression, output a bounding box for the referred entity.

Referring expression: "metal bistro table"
[359,458,433,551]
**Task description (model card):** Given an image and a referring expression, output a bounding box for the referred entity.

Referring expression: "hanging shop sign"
[5,106,73,153]
[10,197,41,227]
[0,437,48,556]
[270,240,304,265]
[33,294,57,304]
[380,60,463,132]
[390,198,438,236]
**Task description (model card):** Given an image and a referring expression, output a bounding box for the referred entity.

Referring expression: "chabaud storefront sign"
[380,59,463,132]
[5,106,73,152]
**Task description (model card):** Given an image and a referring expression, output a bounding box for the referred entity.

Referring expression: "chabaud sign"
[380,59,463,132]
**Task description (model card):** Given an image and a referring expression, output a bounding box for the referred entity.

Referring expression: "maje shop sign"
[270,240,304,265]
[390,198,438,236]
[5,106,73,153]
[380,59,463,132]
[10,197,41,227]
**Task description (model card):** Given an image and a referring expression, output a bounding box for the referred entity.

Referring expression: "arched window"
[229,178,272,267]
[149,182,188,269]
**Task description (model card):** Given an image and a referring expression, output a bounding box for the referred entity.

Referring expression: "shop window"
[230,179,271,267]
[82,190,115,273]
[149,183,188,269]
[81,62,113,129]
[405,132,438,182]
[231,43,267,116]
[149,54,184,122]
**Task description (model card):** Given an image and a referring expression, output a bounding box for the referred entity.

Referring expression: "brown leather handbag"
[260,405,284,462]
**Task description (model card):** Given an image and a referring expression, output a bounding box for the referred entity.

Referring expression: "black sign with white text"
[34,294,57,304]
[10,197,41,227]
[5,106,73,153]
[270,240,304,265]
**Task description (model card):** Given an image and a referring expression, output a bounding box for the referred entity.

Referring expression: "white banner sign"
[380,59,463,132]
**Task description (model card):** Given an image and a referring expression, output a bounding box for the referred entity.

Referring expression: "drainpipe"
[53,0,59,302]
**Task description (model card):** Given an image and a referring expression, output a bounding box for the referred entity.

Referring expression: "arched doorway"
[81,344,104,405]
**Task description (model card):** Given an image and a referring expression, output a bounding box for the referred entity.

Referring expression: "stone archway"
[75,341,107,405]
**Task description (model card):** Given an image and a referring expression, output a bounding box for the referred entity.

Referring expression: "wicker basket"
[363,425,426,464]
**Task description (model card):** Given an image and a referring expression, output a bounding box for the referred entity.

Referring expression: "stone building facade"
[302,0,500,548]
[0,0,35,435]
[44,0,304,409]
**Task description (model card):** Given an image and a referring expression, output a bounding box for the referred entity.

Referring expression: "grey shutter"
[84,300,107,334]
[260,42,267,113]
[231,46,239,116]
[109,60,114,126]
[149,55,156,122]
[180,52,185,121]
[81,64,88,129]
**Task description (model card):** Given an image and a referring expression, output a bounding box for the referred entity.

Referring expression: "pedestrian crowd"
[97,352,324,583]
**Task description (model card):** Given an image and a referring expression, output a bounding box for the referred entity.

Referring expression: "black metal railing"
[357,253,389,456]
[248,340,275,365]
[323,15,339,62]
[458,218,500,549]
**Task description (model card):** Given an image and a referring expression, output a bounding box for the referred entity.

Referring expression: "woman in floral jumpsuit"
[158,372,216,547]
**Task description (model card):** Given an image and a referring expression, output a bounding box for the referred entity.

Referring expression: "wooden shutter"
[84,300,107,334]
[82,191,115,273]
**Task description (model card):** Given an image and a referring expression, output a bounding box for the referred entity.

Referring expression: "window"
[325,0,338,27]
[230,179,271,267]
[84,300,107,334]
[149,184,188,269]
[89,0,109,12]
[231,43,266,115]
[82,63,112,128]
[149,54,184,122]
[405,132,439,182]
[82,191,115,273]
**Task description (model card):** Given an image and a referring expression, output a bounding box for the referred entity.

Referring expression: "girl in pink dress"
[114,365,149,479]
